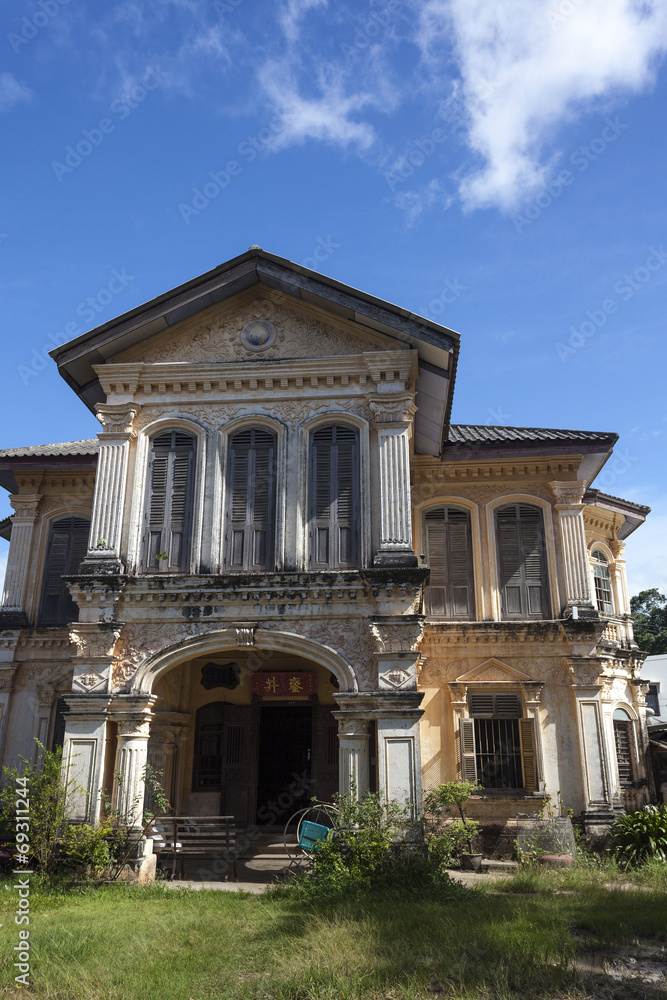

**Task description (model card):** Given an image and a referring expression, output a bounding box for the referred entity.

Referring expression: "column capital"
[368,392,416,426]
[8,493,42,521]
[95,402,140,439]
[549,480,587,505]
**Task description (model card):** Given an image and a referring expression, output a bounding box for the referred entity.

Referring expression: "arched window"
[224,428,276,571]
[192,703,225,791]
[309,424,360,570]
[591,548,614,614]
[613,707,635,787]
[143,430,196,572]
[495,504,548,620]
[38,516,90,625]
[423,506,474,619]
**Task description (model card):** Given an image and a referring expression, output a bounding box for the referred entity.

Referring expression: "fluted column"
[370,394,417,567]
[2,494,41,612]
[113,713,152,827]
[550,481,595,614]
[83,403,138,573]
[337,719,370,798]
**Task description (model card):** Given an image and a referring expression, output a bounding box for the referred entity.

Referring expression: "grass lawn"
[0,868,664,1000]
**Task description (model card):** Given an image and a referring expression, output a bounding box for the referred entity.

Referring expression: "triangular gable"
[455,658,533,684]
[109,287,410,366]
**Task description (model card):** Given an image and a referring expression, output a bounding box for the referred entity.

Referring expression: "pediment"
[110,287,402,366]
[455,658,533,684]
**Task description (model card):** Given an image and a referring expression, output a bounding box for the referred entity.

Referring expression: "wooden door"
[220,704,258,825]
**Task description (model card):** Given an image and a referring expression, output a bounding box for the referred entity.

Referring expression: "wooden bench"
[150,816,237,880]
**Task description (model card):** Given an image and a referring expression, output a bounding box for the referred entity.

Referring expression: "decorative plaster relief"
[411,483,554,505]
[111,618,375,692]
[113,297,385,366]
[370,618,425,653]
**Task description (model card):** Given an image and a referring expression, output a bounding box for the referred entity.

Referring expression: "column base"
[373,551,419,568]
[78,555,126,575]
[117,836,156,885]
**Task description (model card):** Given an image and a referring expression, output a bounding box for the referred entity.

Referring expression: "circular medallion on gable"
[242,321,275,351]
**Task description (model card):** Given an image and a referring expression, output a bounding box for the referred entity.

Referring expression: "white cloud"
[279,0,328,45]
[0,73,32,113]
[258,61,377,151]
[417,0,667,211]
[393,178,454,225]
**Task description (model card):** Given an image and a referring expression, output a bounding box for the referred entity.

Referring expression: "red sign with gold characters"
[251,671,317,698]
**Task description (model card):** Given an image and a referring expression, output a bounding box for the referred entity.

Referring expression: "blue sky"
[1,0,666,595]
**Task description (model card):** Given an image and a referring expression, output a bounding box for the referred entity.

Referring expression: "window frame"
[459,689,538,793]
[128,419,206,576]
[422,504,475,620]
[494,502,550,621]
[590,546,614,615]
[222,426,278,572]
[612,706,637,788]
[38,515,91,626]
[304,419,364,572]
[191,702,226,792]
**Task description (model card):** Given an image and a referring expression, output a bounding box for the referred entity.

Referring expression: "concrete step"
[481,859,519,873]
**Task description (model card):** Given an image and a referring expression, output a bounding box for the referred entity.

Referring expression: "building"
[0,248,653,875]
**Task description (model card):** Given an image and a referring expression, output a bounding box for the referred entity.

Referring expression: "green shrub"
[611,803,667,866]
[274,790,466,902]
[57,822,113,878]
[429,819,482,868]
[423,780,481,855]
[0,742,72,875]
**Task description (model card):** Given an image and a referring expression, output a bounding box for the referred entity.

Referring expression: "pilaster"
[369,393,418,567]
[336,718,371,798]
[110,696,156,827]
[82,403,138,574]
[1,494,42,616]
[550,480,596,614]
[61,695,113,824]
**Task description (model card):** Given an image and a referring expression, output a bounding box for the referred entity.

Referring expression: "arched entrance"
[136,629,355,826]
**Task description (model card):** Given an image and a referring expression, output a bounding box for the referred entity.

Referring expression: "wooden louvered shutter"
[518,718,537,792]
[458,718,477,781]
[144,431,195,572]
[424,510,447,615]
[424,508,473,618]
[310,425,359,570]
[496,505,546,619]
[39,517,90,625]
[226,429,276,571]
[447,509,473,618]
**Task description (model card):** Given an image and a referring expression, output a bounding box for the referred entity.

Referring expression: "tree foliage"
[631,588,667,654]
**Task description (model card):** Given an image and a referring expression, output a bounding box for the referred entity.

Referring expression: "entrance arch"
[131,627,358,695]
[137,628,356,825]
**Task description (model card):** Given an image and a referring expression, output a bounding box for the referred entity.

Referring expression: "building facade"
[0,249,653,867]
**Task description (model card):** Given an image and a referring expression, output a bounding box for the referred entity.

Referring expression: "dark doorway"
[256,705,312,823]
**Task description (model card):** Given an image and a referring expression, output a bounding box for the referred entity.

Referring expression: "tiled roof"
[584,488,651,515]
[447,425,616,445]
[0,440,99,458]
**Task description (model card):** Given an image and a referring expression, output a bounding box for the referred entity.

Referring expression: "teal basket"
[299,820,330,852]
